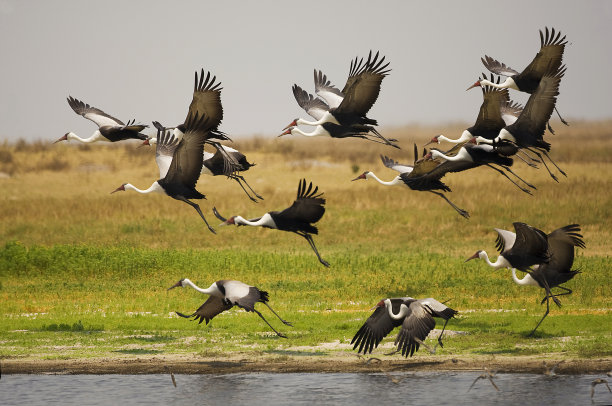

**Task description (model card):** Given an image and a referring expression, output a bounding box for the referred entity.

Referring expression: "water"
[1,372,611,406]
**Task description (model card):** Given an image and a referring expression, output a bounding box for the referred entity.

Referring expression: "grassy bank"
[1,121,611,364]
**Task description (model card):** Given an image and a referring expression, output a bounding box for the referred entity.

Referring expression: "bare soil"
[3,353,611,375]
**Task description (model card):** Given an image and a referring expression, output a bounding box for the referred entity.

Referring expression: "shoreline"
[3,354,611,375]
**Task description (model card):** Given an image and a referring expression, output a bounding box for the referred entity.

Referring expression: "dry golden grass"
[0,119,611,257]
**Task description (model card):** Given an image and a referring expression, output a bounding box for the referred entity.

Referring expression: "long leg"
[231,174,264,201]
[175,196,216,234]
[262,302,292,326]
[428,191,470,219]
[524,147,558,182]
[297,232,330,267]
[229,175,258,202]
[515,149,541,168]
[252,309,287,338]
[555,106,569,126]
[529,280,555,337]
[434,318,451,350]
[485,164,533,195]
[540,286,572,304]
[353,134,400,149]
[498,165,537,189]
[539,149,567,177]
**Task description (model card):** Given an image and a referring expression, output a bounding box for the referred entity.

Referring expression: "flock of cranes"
[54,27,586,356]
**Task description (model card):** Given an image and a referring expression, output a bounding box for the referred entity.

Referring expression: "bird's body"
[427,141,535,194]
[428,74,523,146]
[510,224,585,335]
[143,138,262,202]
[468,27,568,129]
[112,113,217,233]
[213,179,329,267]
[351,297,458,357]
[168,278,291,338]
[284,51,398,147]
[280,122,397,147]
[352,147,470,218]
[56,96,148,143]
[466,222,551,272]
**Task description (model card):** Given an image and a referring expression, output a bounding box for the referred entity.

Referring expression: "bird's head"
[423,151,434,160]
[221,216,237,226]
[424,135,440,146]
[283,119,299,131]
[139,137,155,148]
[468,137,478,144]
[111,183,127,194]
[370,299,387,310]
[466,80,482,91]
[167,278,186,291]
[278,127,295,138]
[351,171,371,181]
[465,250,483,262]
[54,132,71,144]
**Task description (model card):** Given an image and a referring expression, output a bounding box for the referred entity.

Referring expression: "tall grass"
[0,121,611,359]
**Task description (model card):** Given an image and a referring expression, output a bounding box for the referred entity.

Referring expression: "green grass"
[1,242,610,360]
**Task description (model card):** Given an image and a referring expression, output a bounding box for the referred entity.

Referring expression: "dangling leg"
[525,148,559,182]
[428,191,470,219]
[547,121,556,135]
[555,106,569,126]
[498,165,537,189]
[229,175,258,202]
[540,149,567,178]
[515,149,541,168]
[231,174,264,201]
[252,309,287,338]
[297,232,330,267]
[434,318,452,349]
[485,164,533,195]
[262,302,292,326]
[176,196,216,234]
[541,286,572,304]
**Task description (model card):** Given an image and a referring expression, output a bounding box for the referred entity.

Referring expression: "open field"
[1,120,611,373]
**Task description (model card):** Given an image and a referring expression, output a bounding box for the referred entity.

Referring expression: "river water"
[1,372,611,405]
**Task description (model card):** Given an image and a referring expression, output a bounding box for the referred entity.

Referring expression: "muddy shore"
[4,353,611,375]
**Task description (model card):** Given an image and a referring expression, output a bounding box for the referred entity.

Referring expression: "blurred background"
[0,0,611,142]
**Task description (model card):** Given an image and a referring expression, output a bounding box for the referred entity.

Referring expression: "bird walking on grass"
[168,278,291,338]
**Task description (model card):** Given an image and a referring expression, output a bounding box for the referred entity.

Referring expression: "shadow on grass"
[133,335,177,343]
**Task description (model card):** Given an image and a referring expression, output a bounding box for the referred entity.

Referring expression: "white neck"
[431,147,472,162]
[511,269,540,287]
[67,130,107,143]
[478,251,512,269]
[480,77,519,91]
[234,213,277,228]
[297,112,339,126]
[385,299,409,320]
[366,172,403,186]
[181,279,222,296]
[437,130,473,144]
[290,126,329,137]
[124,181,165,195]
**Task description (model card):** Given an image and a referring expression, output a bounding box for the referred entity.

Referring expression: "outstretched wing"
[380,154,413,174]
[336,50,390,116]
[509,222,551,268]
[292,84,329,120]
[494,227,516,255]
[176,295,233,325]
[313,69,344,109]
[351,299,405,354]
[499,99,523,126]
[544,224,585,272]
[467,73,509,139]
[506,66,565,143]
[517,27,567,85]
[274,179,325,225]
[481,55,520,77]
[67,96,125,127]
[163,112,209,187]
[155,128,180,179]
[394,300,435,357]
[185,69,223,132]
